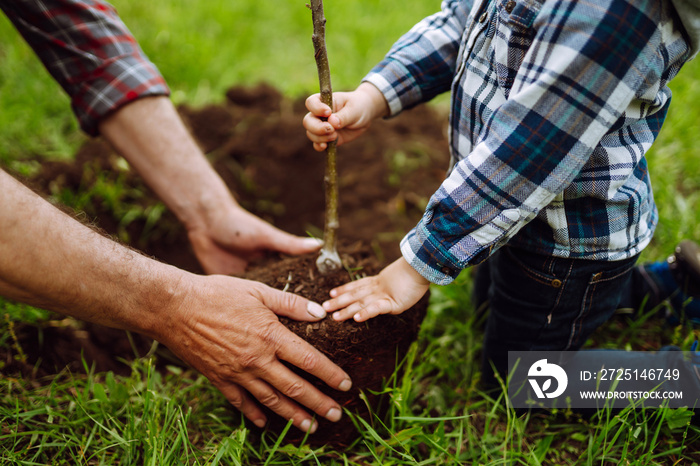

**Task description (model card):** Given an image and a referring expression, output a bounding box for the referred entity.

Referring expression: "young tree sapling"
[308,0,342,274]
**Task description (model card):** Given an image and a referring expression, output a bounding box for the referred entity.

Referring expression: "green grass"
[2,0,700,464]
[3,279,700,464]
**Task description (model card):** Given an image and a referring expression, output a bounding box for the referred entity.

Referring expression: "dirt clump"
[244,243,428,446]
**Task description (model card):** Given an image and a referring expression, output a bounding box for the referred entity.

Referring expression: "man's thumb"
[260,285,327,322]
[265,230,323,256]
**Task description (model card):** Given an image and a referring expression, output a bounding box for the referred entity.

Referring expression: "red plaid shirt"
[1,0,170,136]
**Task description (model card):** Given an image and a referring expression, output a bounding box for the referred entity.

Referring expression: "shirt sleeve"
[0,0,170,136]
[362,0,472,116]
[401,1,678,285]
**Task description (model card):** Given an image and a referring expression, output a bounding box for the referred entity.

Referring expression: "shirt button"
[505,1,516,13]
[479,11,488,23]
[441,266,452,275]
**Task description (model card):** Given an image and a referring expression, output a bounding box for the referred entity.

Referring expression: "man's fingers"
[244,379,318,433]
[275,328,353,393]
[240,211,322,260]
[188,229,248,275]
[260,361,344,423]
[262,228,323,257]
[216,382,267,428]
[258,284,327,321]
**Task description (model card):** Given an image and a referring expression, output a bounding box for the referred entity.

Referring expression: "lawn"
[2,1,700,464]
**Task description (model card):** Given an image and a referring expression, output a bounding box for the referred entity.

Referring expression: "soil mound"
[244,243,428,446]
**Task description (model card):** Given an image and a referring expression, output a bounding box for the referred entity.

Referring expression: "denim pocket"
[489,246,568,344]
[565,256,639,349]
[503,244,564,288]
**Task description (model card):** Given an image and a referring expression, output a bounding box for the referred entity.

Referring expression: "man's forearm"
[0,169,182,336]
[98,96,235,234]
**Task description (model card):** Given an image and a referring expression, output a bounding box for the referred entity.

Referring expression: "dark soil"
[3,83,450,443]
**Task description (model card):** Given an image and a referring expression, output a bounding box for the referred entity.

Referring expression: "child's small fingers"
[303,111,334,133]
[353,300,392,322]
[332,303,363,321]
[323,289,365,312]
[305,128,336,144]
[305,94,331,116]
[331,310,353,321]
[329,278,370,298]
[327,114,342,129]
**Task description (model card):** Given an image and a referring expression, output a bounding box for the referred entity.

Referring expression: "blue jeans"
[476,246,639,387]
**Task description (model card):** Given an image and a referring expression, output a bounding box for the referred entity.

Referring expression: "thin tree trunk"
[309,0,341,274]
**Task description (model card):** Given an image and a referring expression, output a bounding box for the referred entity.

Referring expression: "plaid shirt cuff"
[401,203,527,285]
[72,56,169,136]
[363,58,424,117]
[400,223,462,286]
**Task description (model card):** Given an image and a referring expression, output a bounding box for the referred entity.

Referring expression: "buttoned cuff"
[401,206,524,285]
[400,223,463,286]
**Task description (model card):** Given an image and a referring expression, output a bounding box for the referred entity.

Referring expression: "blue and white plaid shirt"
[364,0,693,285]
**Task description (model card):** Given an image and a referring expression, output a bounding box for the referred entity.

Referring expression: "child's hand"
[303,82,389,151]
[322,257,430,322]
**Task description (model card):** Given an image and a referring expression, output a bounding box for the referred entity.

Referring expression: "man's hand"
[160,275,352,433]
[187,205,322,275]
[98,96,321,276]
[303,82,389,152]
[322,257,430,322]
